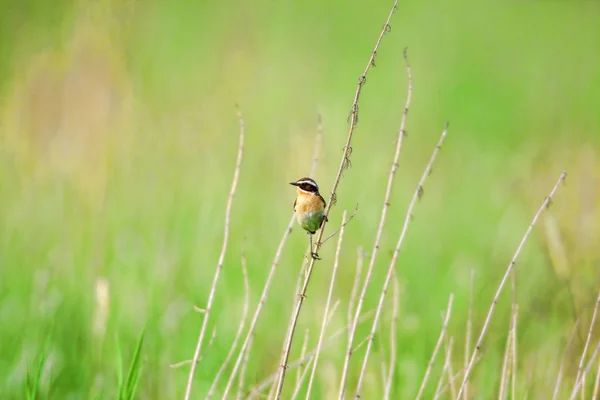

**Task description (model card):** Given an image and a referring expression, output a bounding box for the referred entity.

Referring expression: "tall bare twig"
[552,320,581,400]
[571,291,600,399]
[592,351,600,400]
[384,276,400,400]
[222,115,323,399]
[250,310,375,396]
[434,336,454,400]
[275,2,400,395]
[306,210,349,398]
[206,248,250,399]
[183,108,245,400]
[338,43,412,400]
[464,269,475,400]
[354,125,449,399]
[571,342,600,400]
[511,305,518,400]
[236,335,253,400]
[348,247,364,325]
[414,294,455,400]
[456,170,568,398]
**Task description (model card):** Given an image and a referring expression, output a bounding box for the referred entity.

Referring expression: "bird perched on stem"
[290,177,328,260]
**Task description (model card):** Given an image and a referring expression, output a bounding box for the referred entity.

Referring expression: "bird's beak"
[289,182,298,186]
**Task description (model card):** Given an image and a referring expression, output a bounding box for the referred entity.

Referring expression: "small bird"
[290,177,328,259]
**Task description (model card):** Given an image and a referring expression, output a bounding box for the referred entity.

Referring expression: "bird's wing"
[318,194,328,222]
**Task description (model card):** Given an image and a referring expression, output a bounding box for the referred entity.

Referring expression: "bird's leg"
[309,232,320,260]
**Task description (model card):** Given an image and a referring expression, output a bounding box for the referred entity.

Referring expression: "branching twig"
[414,294,454,400]
[384,276,400,400]
[320,207,358,245]
[339,44,412,400]
[306,211,349,398]
[222,115,323,399]
[354,125,449,399]
[552,320,581,400]
[456,170,568,398]
[183,108,245,399]
[206,248,250,398]
[571,291,600,399]
[272,2,401,397]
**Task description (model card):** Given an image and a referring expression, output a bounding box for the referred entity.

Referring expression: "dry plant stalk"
[291,301,340,400]
[511,305,518,399]
[456,170,568,398]
[434,336,455,400]
[571,342,600,400]
[250,310,375,396]
[414,294,454,400]
[222,116,323,398]
[383,276,400,400]
[236,335,253,400]
[183,109,245,400]
[275,207,357,398]
[295,329,310,396]
[552,320,581,400]
[348,247,364,325]
[592,352,600,400]
[274,0,401,394]
[354,126,449,398]
[338,41,412,400]
[571,291,600,399]
[499,304,518,400]
[464,269,475,400]
[206,249,250,399]
[306,210,349,398]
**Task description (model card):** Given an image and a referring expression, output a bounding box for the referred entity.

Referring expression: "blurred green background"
[1,0,599,398]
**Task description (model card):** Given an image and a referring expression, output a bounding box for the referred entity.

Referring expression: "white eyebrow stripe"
[296,180,318,188]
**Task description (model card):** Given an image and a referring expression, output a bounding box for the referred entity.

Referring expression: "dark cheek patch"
[301,183,316,192]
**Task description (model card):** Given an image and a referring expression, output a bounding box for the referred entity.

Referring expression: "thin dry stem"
[274,204,357,398]
[592,350,600,400]
[184,109,245,399]
[445,336,457,399]
[354,125,449,399]
[553,320,581,400]
[498,330,511,400]
[499,304,518,400]
[434,336,454,400]
[456,170,568,398]
[249,303,351,398]
[464,269,475,400]
[414,294,454,400]
[339,44,412,400]
[222,118,323,399]
[571,342,600,400]
[306,210,349,399]
[511,305,518,400]
[206,250,251,399]
[348,247,364,325]
[292,329,310,398]
[383,276,400,400]
[236,336,253,400]
[320,208,358,245]
[571,291,600,399]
